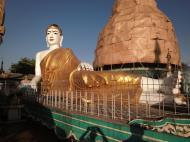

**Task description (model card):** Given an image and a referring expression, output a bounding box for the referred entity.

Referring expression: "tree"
[9,57,35,74]
[182,62,189,69]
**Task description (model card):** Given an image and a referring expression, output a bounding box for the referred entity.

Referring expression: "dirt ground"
[0,120,67,142]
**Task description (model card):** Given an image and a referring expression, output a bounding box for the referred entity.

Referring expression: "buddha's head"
[45,24,63,48]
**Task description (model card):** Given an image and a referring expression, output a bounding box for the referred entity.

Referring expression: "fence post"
[113,93,116,119]
[58,90,61,109]
[91,92,94,115]
[46,93,48,106]
[98,93,100,117]
[66,91,68,110]
[85,91,88,113]
[80,91,82,112]
[174,95,177,115]
[162,96,165,116]
[52,90,54,107]
[71,91,73,111]
[55,90,57,108]
[121,92,123,120]
[103,91,107,117]
[128,92,131,121]
[75,91,78,111]
[187,95,190,114]
[158,91,161,116]
[112,93,114,119]
[50,90,52,107]
[135,89,138,119]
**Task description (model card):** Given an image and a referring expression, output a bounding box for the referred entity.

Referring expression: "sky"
[0,0,190,71]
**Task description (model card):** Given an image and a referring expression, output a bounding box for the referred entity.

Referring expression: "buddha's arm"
[35,52,42,77]
[30,52,42,89]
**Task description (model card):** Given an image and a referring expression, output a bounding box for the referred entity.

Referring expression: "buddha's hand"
[30,81,38,91]
[30,76,41,91]
[77,62,93,71]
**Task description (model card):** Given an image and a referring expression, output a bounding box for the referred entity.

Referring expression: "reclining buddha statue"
[30,24,186,105]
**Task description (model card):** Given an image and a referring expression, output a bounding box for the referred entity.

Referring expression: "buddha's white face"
[46,26,62,47]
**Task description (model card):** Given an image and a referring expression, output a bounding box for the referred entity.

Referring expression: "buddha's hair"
[46,24,63,35]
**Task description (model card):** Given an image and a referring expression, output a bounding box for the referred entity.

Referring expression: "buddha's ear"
[46,36,49,48]
[60,35,63,47]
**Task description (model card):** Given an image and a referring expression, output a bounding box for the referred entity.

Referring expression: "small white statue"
[140,71,186,105]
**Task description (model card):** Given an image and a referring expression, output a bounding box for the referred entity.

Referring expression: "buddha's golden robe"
[40,48,80,90]
[40,48,142,98]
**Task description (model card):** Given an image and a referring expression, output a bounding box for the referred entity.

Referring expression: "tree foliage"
[9,57,35,74]
[182,62,189,68]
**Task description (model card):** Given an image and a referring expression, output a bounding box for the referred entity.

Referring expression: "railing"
[22,83,190,122]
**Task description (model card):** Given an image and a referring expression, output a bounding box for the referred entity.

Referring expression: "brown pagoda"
[93,0,181,71]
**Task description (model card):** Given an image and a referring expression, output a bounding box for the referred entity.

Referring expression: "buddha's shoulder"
[57,48,73,52]
[36,49,49,57]
[37,48,75,60]
[36,48,70,55]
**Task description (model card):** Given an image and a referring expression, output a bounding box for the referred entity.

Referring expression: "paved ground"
[0,120,66,142]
